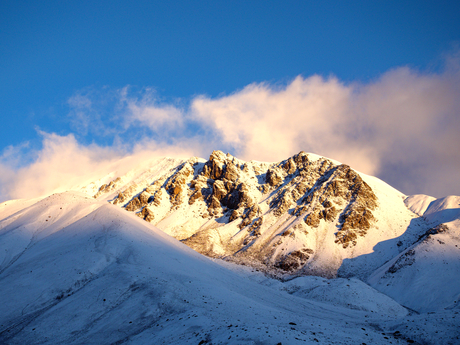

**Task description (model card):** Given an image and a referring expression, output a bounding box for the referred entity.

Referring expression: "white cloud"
[0,132,198,201]
[189,66,460,197]
[191,75,378,174]
[120,87,185,133]
[2,55,460,200]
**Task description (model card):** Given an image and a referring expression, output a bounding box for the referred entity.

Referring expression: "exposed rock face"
[266,168,282,187]
[113,184,140,205]
[93,177,121,198]
[275,248,314,271]
[388,249,416,274]
[165,162,195,206]
[417,223,448,242]
[97,150,382,276]
[139,206,155,222]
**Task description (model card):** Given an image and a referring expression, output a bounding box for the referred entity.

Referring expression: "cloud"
[0,132,198,201]
[1,54,460,200]
[189,65,460,197]
[191,75,377,174]
[119,87,186,134]
[354,66,460,196]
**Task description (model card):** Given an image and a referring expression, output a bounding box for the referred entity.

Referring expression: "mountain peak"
[88,151,420,278]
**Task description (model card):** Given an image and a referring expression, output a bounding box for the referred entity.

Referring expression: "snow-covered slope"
[368,195,460,313]
[2,150,460,344]
[2,191,449,344]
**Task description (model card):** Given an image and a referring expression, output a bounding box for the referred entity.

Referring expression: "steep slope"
[368,196,460,313]
[0,192,432,345]
[90,150,431,279]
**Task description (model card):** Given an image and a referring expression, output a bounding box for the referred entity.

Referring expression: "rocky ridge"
[91,150,411,277]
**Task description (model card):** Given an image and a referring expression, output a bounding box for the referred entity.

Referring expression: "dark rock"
[275,248,314,271]
[266,167,284,187]
[305,212,320,228]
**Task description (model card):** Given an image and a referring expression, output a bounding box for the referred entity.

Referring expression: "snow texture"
[1,152,459,344]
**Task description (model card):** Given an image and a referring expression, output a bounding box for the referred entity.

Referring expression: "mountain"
[88,151,431,279]
[1,151,459,344]
[81,151,460,312]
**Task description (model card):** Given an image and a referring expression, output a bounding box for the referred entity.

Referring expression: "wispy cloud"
[0,131,198,201]
[1,53,459,201]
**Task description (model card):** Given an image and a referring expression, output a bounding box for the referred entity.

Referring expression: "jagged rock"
[292,151,310,166]
[202,150,227,180]
[294,180,309,197]
[293,205,309,217]
[125,190,152,212]
[212,180,227,201]
[239,217,252,229]
[290,188,302,202]
[189,190,203,205]
[102,150,385,275]
[266,167,284,187]
[271,190,294,217]
[166,162,194,206]
[335,230,358,248]
[275,248,314,271]
[250,216,263,232]
[113,184,138,205]
[258,184,271,194]
[126,197,142,211]
[239,205,261,229]
[151,190,163,207]
[335,204,376,247]
[139,191,150,205]
[207,195,222,216]
[340,205,375,232]
[224,160,239,182]
[113,192,126,205]
[323,205,339,222]
[190,175,209,191]
[246,204,261,220]
[139,206,155,222]
[229,208,243,222]
[93,177,121,198]
[305,212,321,228]
[235,183,254,209]
[282,158,297,175]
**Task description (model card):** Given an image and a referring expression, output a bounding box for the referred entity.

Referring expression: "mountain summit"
[90,151,435,278]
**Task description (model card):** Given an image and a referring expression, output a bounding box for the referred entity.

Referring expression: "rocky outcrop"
[112,184,140,205]
[138,206,155,222]
[388,249,416,274]
[101,150,382,275]
[165,162,195,206]
[93,177,121,198]
[417,223,448,242]
[275,248,314,271]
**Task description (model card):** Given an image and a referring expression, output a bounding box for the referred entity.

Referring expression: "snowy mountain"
[86,151,432,279]
[1,151,459,344]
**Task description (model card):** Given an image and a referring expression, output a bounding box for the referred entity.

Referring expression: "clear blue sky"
[1,0,460,198]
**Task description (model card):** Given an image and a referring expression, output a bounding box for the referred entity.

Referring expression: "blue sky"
[1,0,460,200]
